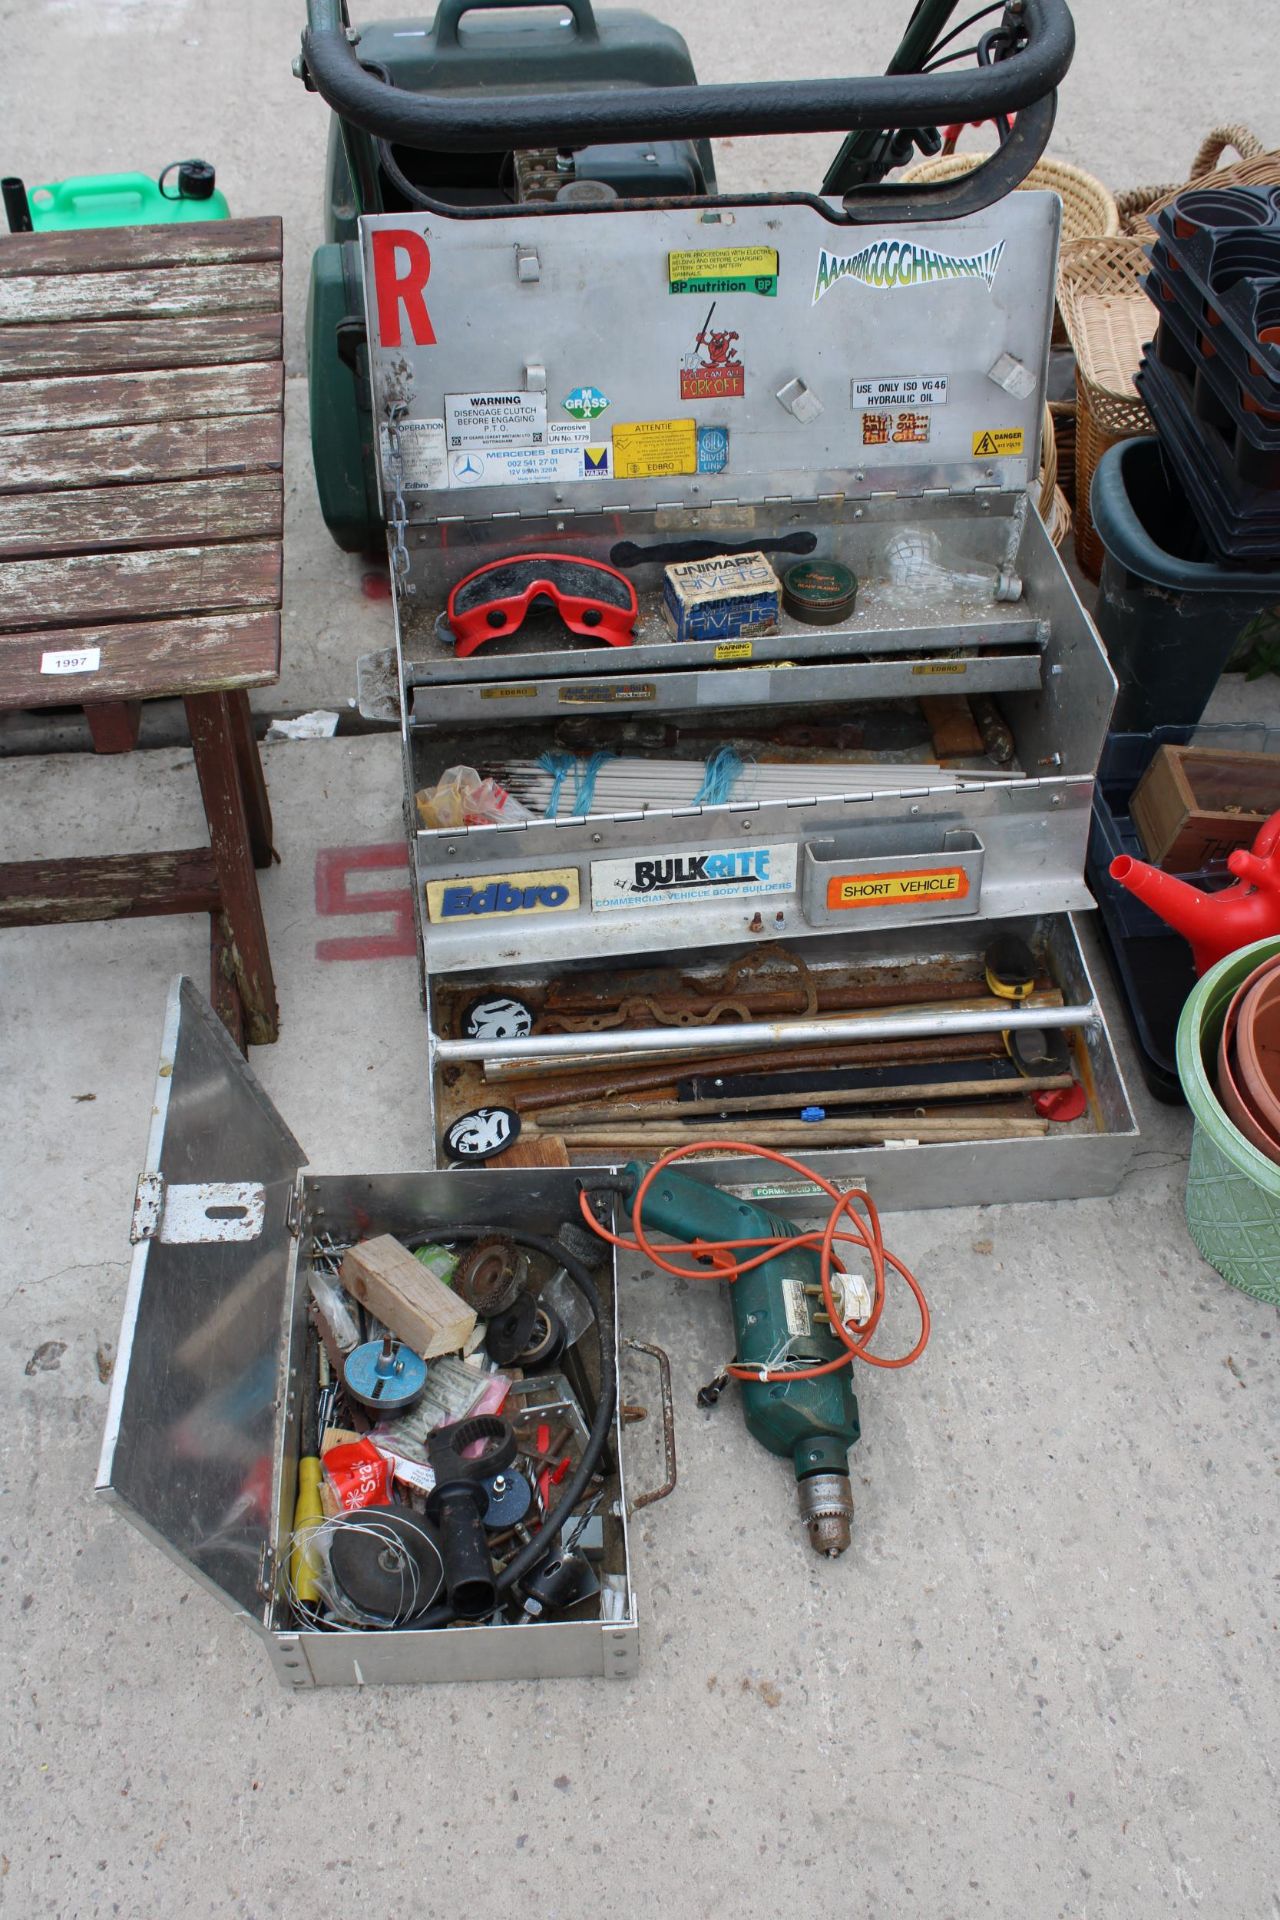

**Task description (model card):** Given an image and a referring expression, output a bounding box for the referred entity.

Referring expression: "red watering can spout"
[1109,808,1280,975]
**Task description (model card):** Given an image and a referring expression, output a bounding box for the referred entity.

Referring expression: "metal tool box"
[353,191,1131,1189]
[97,978,638,1689]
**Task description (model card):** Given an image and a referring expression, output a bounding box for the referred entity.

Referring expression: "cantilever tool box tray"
[97,979,639,1690]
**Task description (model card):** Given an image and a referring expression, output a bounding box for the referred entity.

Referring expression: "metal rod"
[436,1001,1098,1063]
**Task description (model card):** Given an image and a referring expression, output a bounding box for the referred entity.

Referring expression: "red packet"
[322,1437,390,1512]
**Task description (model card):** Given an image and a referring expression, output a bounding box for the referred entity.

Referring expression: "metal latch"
[130,1172,267,1246]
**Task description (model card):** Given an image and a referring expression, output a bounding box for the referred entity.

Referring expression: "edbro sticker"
[425,867,579,922]
[679,302,745,400]
[591,844,797,910]
[812,238,1005,303]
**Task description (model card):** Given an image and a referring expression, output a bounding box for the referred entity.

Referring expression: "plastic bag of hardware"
[415,765,532,830]
[371,1356,511,1465]
[884,526,1022,604]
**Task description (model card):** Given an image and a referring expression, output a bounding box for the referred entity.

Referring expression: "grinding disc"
[325,1505,444,1625]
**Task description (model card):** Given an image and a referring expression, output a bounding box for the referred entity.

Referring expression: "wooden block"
[0,610,280,709]
[0,359,283,435]
[491,1133,571,1167]
[919,695,985,760]
[0,475,283,559]
[341,1235,477,1360]
[1131,745,1280,871]
[0,413,283,494]
[0,312,283,378]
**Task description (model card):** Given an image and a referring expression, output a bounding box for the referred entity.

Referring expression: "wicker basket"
[1037,402,1057,521]
[1048,483,1072,551]
[1049,398,1077,510]
[1056,237,1155,577]
[1116,125,1271,235]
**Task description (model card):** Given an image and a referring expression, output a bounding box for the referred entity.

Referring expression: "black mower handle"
[300,0,1073,161]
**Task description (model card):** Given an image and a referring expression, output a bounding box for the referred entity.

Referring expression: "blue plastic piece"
[800,1106,825,1122]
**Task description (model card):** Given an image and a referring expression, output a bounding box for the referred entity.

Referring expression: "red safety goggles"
[447,553,637,658]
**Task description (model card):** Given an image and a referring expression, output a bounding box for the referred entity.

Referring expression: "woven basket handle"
[1190,123,1266,176]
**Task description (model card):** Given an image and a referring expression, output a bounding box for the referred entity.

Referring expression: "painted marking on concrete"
[314,843,416,961]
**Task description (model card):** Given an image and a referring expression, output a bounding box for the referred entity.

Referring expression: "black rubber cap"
[178,159,216,200]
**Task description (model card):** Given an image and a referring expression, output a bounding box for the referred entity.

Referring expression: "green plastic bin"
[1176,934,1280,1303]
[22,170,229,230]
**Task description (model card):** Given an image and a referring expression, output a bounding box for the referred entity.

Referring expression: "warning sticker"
[972,427,1026,457]
[444,390,547,451]
[861,410,932,445]
[425,867,579,923]
[612,418,698,479]
[379,418,447,491]
[668,246,779,297]
[852,374,948,408]
[549,419,591,447]
[714,640,753,662]
[825,867,970,911]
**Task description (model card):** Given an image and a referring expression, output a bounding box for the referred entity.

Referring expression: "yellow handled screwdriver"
[290,1339,324,1606]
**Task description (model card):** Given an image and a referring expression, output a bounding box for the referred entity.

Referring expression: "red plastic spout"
[1109,809,1280,974]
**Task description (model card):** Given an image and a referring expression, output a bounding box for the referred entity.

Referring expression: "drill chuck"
[798,1472,854,1558]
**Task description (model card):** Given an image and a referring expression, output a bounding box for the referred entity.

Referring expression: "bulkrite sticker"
[41,646,101,675]
[591,843,797,911]
[812,237,1005,303]
[424,867,580,923]
[851,374,948,408]
[444,390,547,451]
[379,417,447,490]
[446,444,609,487]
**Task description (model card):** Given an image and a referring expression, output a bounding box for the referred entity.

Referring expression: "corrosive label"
[425,867,579,923]
[592,844,797,910]
[668,246,778,296]
[852,375,948,408]
[826,867,970,910]
[612,418,698,478]
[444,391,547,451]
[972,427,1025,457]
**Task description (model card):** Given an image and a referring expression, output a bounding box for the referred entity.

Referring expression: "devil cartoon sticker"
[679,302,746,400]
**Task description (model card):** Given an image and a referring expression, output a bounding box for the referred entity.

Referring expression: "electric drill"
[620,1162,860,1556]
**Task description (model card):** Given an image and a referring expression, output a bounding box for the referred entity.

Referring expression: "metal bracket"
[623,1339,677,1511]
[130,1173,267,1246]
[256,1540,277,1599]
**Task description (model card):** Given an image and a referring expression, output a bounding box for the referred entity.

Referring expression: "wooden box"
[1130,745,1280,871]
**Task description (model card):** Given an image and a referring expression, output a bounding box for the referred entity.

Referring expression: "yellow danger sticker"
[972,427,1025,457]
[425,867,579,924]
[826,867,970,911]
[612,418,698,479]
[714,640,754,662]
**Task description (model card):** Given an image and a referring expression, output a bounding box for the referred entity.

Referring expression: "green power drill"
[619,1161,860,1557]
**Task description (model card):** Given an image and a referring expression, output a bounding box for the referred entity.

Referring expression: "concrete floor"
[3,4,1280,1917]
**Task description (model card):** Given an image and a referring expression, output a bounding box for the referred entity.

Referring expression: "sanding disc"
[325,1505,444,1624]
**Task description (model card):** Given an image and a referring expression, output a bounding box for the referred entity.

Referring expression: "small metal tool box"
[354,191,1133,1191]
[97,979,637,1689]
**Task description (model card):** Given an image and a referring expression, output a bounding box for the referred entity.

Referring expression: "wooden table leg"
[210,911,248,1056]
[226,688,275,870]
[85,700,142,754]
[186,691,279,1046]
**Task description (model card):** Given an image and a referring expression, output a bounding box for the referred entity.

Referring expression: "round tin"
[781,559,858,624]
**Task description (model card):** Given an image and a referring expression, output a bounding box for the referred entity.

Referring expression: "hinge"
[257,1541,277,1598]
[130,1173,267,1246]
[285,1183,305,1240]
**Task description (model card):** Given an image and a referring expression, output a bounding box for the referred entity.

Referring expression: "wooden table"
[0,217,285,1048]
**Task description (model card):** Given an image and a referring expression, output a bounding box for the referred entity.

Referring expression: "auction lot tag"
[41,647,101,675]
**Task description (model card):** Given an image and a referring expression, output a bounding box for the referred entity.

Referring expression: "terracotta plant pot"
[1234,968,1280,1145]
[1214,957,1280,1165]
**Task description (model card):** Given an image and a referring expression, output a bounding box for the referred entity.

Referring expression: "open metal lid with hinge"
[362,192,1058,524]
[97,977,306,1622]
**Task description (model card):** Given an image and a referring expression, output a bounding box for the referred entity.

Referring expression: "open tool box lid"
[363,194,1057,520]
[96,978,306,1621]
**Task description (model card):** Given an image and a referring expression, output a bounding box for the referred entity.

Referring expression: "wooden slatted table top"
[0,217,284,710]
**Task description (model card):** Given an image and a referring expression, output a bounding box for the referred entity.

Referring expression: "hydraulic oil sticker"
[972,427,1026,457]
[861,410,931,445]
[825,867,970,911]
[559,681,656,705]
[852,374,948,408]
[679,304,745,399]
[668,245,779,297]
[41,646,101,675]
[813,237,1005,303]
[562,385,610,421]
[425,867,580,923]
[697,426,730,473]
[379,417,447,490]
[591,843,797,911]
[447,444,608,487]
[612,418,698,479]
[444,390,547,451]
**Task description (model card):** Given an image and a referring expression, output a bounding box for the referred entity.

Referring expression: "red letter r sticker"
[371,228,437,347]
